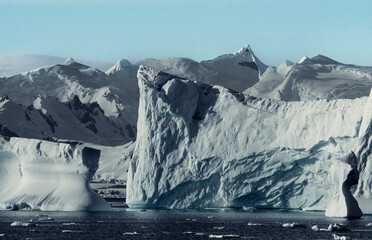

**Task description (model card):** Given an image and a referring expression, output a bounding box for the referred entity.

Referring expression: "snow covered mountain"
[127,66,368,210]
[0,58,137,145]
[246,55,372,101]
[137,45,267,92]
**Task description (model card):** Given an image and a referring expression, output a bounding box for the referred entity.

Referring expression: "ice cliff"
[325,152,362,218]
[127,66,367,209]
[353,89,372,214]
[0,137,111,211]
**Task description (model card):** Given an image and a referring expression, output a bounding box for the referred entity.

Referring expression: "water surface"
[0,210,371,239]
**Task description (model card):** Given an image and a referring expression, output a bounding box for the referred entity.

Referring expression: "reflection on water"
[0,210,372,239]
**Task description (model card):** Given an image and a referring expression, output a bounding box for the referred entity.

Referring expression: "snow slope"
[0,96,131,146]
[0,137,111,211]
[127,66,366,209]
[137,45,267,92]
[0,59,137,145]
[246,55,372,101]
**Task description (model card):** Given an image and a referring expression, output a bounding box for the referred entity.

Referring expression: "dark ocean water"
[0,209,372,239]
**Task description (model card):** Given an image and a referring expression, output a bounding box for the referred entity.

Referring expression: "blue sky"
[1,0,372,67]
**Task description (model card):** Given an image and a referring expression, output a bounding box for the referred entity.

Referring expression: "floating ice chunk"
[213,226,225,230]
[123,232,140,235]
[62,222,76,226]
[332,234,350,240]
[183,231,193,234]
[38,217,54,221]
[282,222,306,228]
[209,234,240,239]
[62,230,82,233]
[311,225,319,231]
[195,233,205,236]
[328,224,350,232]
[366,223,372,227]
[223,235,240,239]
[325,153,362,219]
[247,222,263,226]
[0,234,5,237]
[209,235,224,239]
[10,222,36,227]
[242,206,256,212]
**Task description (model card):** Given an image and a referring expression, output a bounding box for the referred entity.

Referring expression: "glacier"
[127,65,368,210]
[0,137,111,211]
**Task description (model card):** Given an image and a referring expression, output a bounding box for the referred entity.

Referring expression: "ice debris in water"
[311,224,350,232]
[242,206,256,212]
[123,232,140,235]
[213,226,225,230]
[39,216,54,221]
[282,222,306,228]
[247,222,263,226]
[328,224,351,232]
[62,230,82,233]
[332,234,350,240]
[366,222,372,227]
[209,234,240,239]
[183,231,193,234]
[0,234,5,237]
[62,222,76,226]
[195,233,205,236]
[311,225,319,231]
[10,222,36,227]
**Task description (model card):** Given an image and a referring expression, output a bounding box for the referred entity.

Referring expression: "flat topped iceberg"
[126,65,366,209]
[0,137,111,211]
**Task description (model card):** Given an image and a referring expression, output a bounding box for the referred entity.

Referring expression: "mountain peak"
[234,45,253,55]
[311,54,340,65]
[298,56,311,64]
[106,59,132,75]
[64,57,76,65]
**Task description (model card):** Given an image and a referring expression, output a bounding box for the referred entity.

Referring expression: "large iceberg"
[127,66,367,209]
[354,89,372,214]
[0,137,111,211]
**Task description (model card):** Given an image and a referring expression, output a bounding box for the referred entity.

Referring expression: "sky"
[1,0,372,74]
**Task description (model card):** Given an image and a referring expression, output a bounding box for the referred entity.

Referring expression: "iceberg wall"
[354,88,372,214]
[0,137,111,211]
[127,66,367,209]
[325,152,362,218]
